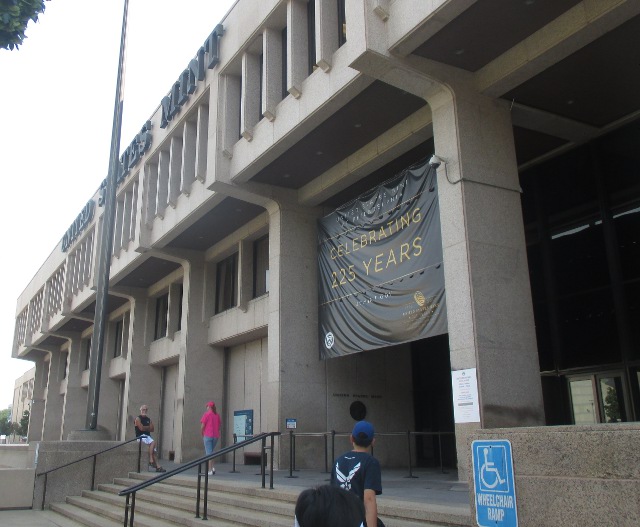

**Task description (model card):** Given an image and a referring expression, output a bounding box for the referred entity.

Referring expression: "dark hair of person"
[353,431,373,448]
[295,485,365,527]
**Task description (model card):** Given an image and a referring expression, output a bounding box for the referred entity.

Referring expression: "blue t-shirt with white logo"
[331,451,382,500]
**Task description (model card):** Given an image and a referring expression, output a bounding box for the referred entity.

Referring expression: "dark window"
[216,253,238,314]
[337,0,346,46]
[177,284,184,332]
[281,27,288,100]
[113,319,124,358]
[307,0,316,73]
[83,337,91,370]
[154,294,169,340]
[259,53,264,123]
[253,236,269,298]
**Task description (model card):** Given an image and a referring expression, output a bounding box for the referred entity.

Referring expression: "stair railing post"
[261,436,267,488]
[195,461,202,518]
[203,463,209,520]
[287,430,296,478]
[91,454,97,490]
[269,433,275,489]
[231,433,238,473]
[129,492,136,527]
[329,430,336,473]
[123,493,130,527]
[41,473,48,510]
[137,437,142,472]
[406,430,417,478]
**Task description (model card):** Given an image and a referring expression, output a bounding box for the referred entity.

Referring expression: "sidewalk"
[0,461,471,526]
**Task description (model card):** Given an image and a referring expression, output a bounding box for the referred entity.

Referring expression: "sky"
[0,0,236,410]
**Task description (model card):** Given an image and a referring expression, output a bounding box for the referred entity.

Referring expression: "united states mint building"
[11,0,640,518]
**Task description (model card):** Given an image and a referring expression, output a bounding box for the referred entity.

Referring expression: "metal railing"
[36,434,147,509]
[118,431,280,527]
[286,429,455,478]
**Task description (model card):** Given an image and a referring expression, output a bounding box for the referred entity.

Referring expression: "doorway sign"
[472,440,518,527]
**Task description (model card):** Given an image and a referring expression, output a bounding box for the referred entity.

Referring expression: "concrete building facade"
[10,0,640,493]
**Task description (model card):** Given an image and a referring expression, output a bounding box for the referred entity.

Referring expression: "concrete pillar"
[262,27,283,121]
[238,238,254,311]
[241,51,261,141]
[315,0,339,72]
[221,74,241,158]
[42,350,65,440]
[28,355,48,442]
[429,88,544,479]
[267,201,326,466]
[157,149,170,218]
[195,104,208,183]
[62,335,88,438]
[122,294,161,441]
[168,136,183,208]
[175,256,222,462]
[286,0,309,98]
[182,120,197,194]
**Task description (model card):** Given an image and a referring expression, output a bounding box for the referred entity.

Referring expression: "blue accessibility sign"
[472,440,518,527]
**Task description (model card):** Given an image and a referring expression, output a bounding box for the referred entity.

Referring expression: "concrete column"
[42,350,65,440]
[168,136,183,208]
[195,104,208,183]
[262,27,283,121]
[174,257,222,462]
[62,335,88,438]
[157,149,170,218]
[168,282,182,337]
[241,51,261,141]
[315,0,339,72]
[28,355,48,442]
[145,162,158,225]
[429,88,544,478]
[113,197,124,255]
[122,294,161,441]
[238,238,254,312]
[287,0,309,98]
[182,120,197,194]
[221,74,241,158]
[267,201,326,466]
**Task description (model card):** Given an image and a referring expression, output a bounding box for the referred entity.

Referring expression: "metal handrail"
[36,434,146,509]
[118,431,280,527]
[288,429,455,479]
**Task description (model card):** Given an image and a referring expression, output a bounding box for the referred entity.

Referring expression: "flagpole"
[86,0,130,430]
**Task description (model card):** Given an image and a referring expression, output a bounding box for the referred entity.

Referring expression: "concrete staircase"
[46,471,472,527]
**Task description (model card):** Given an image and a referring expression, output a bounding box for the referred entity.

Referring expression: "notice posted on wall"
[451,368,480,423]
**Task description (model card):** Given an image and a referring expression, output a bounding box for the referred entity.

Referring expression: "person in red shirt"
[200,401,221,475]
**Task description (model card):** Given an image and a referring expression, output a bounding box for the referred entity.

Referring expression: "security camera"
[429,155,443,169]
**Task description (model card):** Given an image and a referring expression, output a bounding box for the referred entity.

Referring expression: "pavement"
[0,461,471,526]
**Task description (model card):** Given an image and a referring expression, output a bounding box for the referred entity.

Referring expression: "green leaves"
[0,0,49,50]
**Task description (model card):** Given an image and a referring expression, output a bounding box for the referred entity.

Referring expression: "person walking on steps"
[331,420,385,527]
[200,401,221,475]
[134,404,165,472]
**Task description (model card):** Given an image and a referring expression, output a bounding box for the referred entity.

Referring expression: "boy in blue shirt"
[331,421,385,527]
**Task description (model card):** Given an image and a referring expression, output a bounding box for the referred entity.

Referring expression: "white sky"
[0,0,236,410]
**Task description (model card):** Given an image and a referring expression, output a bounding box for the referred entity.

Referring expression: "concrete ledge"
[0,444,30,468]
[31,440,140,510]
[469,424,640,527]
[0,468,35,509]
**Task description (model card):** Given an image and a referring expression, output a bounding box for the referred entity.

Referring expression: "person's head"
[294,485,365,527]
[206,401,217,414]
[351,420,375,448]
[140,405,149,414]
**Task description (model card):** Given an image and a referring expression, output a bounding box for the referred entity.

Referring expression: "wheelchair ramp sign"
[472,440,518,527]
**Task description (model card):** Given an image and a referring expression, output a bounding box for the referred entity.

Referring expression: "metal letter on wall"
[317,158,447,358]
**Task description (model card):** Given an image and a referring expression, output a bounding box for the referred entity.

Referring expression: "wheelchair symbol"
[480,447,506,490]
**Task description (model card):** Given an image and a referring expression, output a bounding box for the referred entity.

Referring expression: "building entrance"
[411,334,456,468]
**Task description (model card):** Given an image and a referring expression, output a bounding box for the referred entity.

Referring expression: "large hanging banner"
[317,158,447,359]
